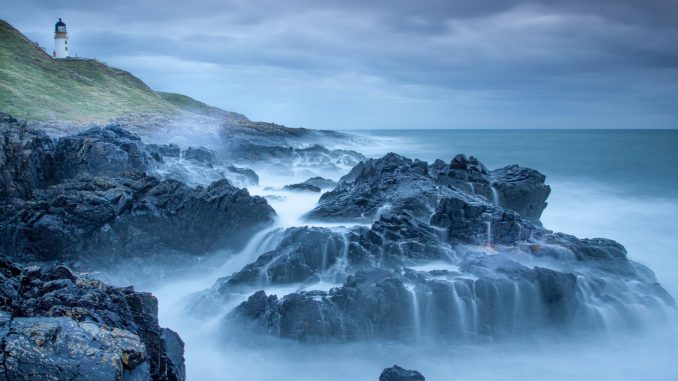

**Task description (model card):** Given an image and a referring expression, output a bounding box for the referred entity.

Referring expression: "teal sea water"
[351,129,678,197]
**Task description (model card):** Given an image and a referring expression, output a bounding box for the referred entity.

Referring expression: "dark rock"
[281,175,338,192]
[54,125,154,180]
[216,227,352,291]
[0,173,275,265]
[0,257,185,381]
[283,183,321,192]
[301,176,337,189]
[147,143,181,159]
[183,146,216,165]
[380,365,425,381]
[430,194,534,245]
[225,164,259,186]
[307,153,443,221]
[491,165,551,222]
[228,244,674,342]
[307,153,551,224]
[0,113,56,200]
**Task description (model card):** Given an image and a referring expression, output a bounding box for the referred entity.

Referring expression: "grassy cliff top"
[0,20,238,124]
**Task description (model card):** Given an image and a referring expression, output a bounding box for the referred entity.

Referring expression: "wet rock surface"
[0,172,275,266]
[0,114,276,268]
[0,257,184,380]
[380,365,425,381]
[0,113,56,200]
[223,152,675,342]
[283,183,321,192]
[54,124,154,180]
[307,153,550,223]
[301,176,337,189]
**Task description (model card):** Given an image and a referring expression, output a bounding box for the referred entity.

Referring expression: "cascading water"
[491,184,500,207]
[407,284,422,341]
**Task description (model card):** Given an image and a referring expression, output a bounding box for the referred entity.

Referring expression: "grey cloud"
[2,0,677,128]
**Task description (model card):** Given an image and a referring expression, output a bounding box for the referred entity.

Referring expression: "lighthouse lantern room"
[53,18,68,58]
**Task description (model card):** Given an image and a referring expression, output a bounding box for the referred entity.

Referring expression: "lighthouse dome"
[55,18,66,33]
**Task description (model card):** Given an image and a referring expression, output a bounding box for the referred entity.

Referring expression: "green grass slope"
[0,20,237,124]
[156,91,247,121]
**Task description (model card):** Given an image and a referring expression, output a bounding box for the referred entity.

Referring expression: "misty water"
[135,130,677,380]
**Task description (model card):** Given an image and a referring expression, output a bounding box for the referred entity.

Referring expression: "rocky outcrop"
[54,125,155,180]
[283,183,321,192]
[0,113,56,200]
[430,193,534,245]
[282,177,337,192]
[306,153,443,221]
[222,153,674,343]
[0,257,185,380]
[491,165,551,222]
[1,114,275,267]
[1,115,157,201]
[306,153,550,223]
[0,172,275,266]
[229,252,673,342]
[380,366,425,381]
[183,146,216,165]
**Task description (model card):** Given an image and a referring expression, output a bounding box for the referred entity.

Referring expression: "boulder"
[54,125,155,180]
[0,257,185,380]
[379,365,425,381]
[183,146,216,165]
[491,165,551,222]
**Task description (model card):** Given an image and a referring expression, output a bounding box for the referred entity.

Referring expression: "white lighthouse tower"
[53,18,69,58]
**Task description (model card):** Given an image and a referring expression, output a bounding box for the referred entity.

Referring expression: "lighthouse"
[53,18,68,58]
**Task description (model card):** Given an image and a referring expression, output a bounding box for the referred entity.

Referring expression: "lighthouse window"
[65,40,67,45]
[65,47,68,51]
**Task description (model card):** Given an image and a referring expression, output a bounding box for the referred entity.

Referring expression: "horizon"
[2,0,678,130]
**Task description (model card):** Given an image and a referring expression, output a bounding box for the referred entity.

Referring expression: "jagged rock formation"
[306,153,551,223]
[380,365,425,381]
[0,172,274,266]
[0,113,275,268]
[221,153,675,342]
[0,114,55,200]
[0,257,184,380]
[54,125,154,180]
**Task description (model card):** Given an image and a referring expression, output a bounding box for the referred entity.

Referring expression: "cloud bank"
[4,0,678,129]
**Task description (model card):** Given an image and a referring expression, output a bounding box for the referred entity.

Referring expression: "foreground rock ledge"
[0,256,185,381]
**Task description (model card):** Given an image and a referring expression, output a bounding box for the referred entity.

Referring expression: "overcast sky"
[3,0,678,129]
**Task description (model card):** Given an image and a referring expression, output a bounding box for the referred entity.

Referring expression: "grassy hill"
[0,19,239,124]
